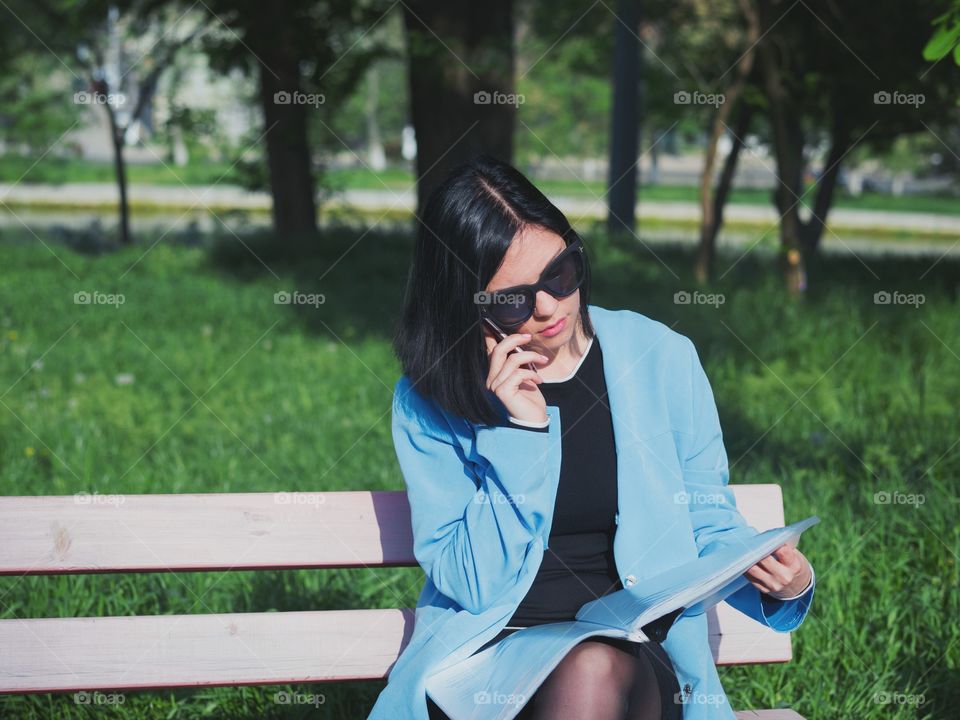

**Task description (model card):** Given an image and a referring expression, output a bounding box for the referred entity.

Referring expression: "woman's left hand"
[744,541,812,599]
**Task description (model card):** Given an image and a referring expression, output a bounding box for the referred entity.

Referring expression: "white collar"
[540,334,595,383]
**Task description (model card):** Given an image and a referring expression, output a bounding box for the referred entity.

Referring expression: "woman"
[369,155,815,720]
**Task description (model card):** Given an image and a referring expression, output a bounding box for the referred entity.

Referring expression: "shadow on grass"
[201,221,960,471]
[202,219,958,337]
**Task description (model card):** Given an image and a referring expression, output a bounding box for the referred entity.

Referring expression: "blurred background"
[1,0,958,718]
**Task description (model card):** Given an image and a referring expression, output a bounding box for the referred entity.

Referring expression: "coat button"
[683,683,692,695]
[624,574,637,587]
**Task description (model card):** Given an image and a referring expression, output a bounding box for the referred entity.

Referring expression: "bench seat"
[0,485,806,718]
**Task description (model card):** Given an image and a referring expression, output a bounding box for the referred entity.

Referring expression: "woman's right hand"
[483,331,550,424]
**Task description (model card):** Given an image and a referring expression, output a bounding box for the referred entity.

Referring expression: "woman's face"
[483,225,582,353]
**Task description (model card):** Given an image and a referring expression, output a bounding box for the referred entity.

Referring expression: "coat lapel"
[588,305,698,582]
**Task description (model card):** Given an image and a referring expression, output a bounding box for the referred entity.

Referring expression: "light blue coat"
[368,303,815,719]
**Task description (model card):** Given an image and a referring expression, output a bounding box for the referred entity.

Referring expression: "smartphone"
[483,316,540,373]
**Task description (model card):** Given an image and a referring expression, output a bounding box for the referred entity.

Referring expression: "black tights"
[427,634,682,720]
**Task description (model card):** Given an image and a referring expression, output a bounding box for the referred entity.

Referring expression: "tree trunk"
[711,106,753,241]
[800,122,850,253]
[366,65,386,171]
[773,111,807,294]
[606,0,641,238]
[694,0,759,283]
[757,0,806,295]
[103,101,131,247]
[695,103,753,282]
[649,128,659,185]
[404,0,516,217]
[258,50,318,238]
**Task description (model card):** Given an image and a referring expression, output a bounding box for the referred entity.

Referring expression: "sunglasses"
[476,237,589,328]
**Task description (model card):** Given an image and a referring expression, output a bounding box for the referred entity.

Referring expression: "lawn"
[0,224,957,718]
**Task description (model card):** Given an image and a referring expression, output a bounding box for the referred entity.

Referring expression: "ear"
[483,327,500,355]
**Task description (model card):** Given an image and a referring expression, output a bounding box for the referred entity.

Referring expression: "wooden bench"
[0,484,806,718]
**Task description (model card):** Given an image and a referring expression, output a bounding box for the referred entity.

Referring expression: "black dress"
[428,336,682,720]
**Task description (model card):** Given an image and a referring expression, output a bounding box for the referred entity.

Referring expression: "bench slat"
[0,603,789,694]
[0,485,785,575]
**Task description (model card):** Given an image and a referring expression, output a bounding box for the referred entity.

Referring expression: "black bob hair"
[392,154,594,427]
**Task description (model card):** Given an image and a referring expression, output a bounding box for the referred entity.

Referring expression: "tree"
[0,0,205,246]
[403,0,517,216]
[87,5,206,246]
[693,0,760,284]
[198,0,392,239]
[754,0,957,294]
[606,0,642,238]
[0,54,78,155]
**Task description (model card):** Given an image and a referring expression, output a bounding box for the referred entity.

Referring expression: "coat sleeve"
[391,376,562,614]
[677,337,815,632]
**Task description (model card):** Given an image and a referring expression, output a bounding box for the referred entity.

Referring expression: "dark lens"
[543,252,584,297]
[489,289,535,327]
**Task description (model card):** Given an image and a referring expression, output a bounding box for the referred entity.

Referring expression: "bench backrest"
[0,485,791,694]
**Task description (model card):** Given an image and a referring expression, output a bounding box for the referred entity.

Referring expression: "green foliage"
[0,54,78,152]
[923,3,960,64]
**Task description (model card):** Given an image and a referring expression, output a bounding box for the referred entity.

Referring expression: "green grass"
[0,155,240,186]
[0,224,958,718]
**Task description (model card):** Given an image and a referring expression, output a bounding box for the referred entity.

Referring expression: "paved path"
[2,183,959,236]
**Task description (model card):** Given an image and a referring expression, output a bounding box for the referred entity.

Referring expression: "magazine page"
[576,516,820,640]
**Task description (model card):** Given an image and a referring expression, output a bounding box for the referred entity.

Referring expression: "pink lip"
[541,316,566,337]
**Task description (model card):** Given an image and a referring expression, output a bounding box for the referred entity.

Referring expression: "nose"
[534,289,559,317]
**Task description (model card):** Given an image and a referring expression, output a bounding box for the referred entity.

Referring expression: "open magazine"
[426,516,820,720]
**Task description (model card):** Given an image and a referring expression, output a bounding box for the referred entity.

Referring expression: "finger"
[746,578,775,594]
[757,556,796,588]
[744,573,773,593]
[774,541,799,559]
[743,565,778,594]
[770,544,805,574]
[491,351,547,389]
[486,333,532,382]
[494,368,544,397]
[488,333,532,359]
[491,365,541,393]
[758,555,800,584]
